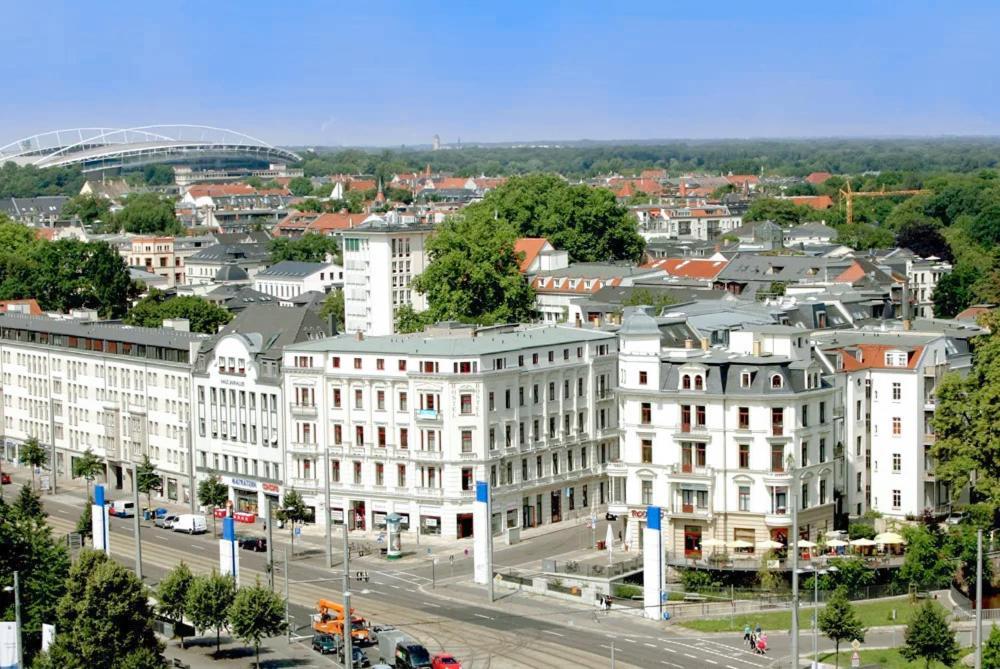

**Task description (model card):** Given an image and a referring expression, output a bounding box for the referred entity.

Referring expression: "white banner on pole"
[0,621,18,669]
[41,624,55,652]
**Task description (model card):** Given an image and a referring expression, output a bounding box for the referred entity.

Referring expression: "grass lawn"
[678,596,916,632]
[816,647,970,668]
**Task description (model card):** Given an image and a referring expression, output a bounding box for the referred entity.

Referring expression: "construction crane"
[839,181,930,225]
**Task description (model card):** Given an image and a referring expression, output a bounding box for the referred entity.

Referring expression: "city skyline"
[4,1,1000,146]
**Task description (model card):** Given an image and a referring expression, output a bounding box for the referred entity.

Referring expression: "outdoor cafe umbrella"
[849,538,877,547]
[874,532,906,544]
[729,539,754,549]
[796,539,817,548]
[756,539,784,550]
[701,538,727,548]
[826,539,849,548]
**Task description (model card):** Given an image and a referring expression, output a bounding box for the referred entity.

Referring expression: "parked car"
[339,645,370,668]
[172,514,208,534]
[1,472,11,485]
[155,514,179,529]
[605,512,618,521]
[946,513,967,526]
[312,633,339,654]
[108,501,135,518]
[238,536,267,552]
[431,653,461,669]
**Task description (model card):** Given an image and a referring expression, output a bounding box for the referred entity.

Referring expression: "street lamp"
[787,453,799,669]
[3,572,22,669]
[801,564,837,668]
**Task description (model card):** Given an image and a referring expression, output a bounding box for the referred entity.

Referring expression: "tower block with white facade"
[613,310,843,561]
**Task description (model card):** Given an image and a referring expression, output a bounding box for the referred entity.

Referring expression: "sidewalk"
[160,631,336,669]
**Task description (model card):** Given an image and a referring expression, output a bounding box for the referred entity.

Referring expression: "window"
[552,453,559,475]
[377,426,386,447]
[856,436,862,456]
[332,356,340,368]
[548,351,554,362]
[331,460,340,483]
[802,405,809,427]
[682,374,691,389]
[771,374,783,389]
[694,375,703,390]
[819,402,826,423]
[563,380,569,399]
[892,489,901,509]
[738,406,750,430]
[398,464,406,487]
[819,479,827,504]
[399,428,408,449]
[892,453,901,472]
[355,425,364,446]
[377,390,385,410]
[771,407,784,436]
[885,351,907,367]
[800,442,809,466]
[640,402,652,425]
[506,388,512,409]
[639,370,648,385]
[695,405,706,427]
[892,417,902,435]
[641,439,653,464]
[376,358,385,371]
[740,371,752,388]
[488,392,495,411]
[819,438,827,463]
[738,485,750,511]
[398,359,407,371]
[856,472,862,492]
[334,424,342,445]
[333,388,341,408]
[771,445,785,472]
[375,462,384,486]
[739,444,750,469]
[460,393,473,415]
[532,353,539,364]
[892,382,901,401]
[353,461,362,484]
[641,480,653,505]
[681,404,691,431]
[354,357,362,369]
[354,389,363,409]
[461,430,473,453]
[399,392,408,411]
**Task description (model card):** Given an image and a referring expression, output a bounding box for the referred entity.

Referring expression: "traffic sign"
[851,650,860,668]
[294,526,301,536]
[851,640,861,651]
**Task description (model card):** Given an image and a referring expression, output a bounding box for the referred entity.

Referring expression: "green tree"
[228,582,287,668]
[394,304,432,334]
[158,562,194,648]
[62,194,112,226]
[0,218,39,252]
[186,572,236,653]
[983,625,1000,669]
[933,264,982,318]
[13,484,45,520]
[125,289,233,333]
[198,474,229,538]
[0,494,70,664]
[756,552,780,591]
[464,174,644,263]
[113,193,182,235]
[895,524,953,591]
[622,288,677,313]
[44,550,162,669]
[817,588,865,667]
[268,233,341,264]
[745,198,815,226]
[246,176,264,189]
[277,489,309,556]
[18,437,48,490]
[804,558,874,594]
[134,455,161,508]
[900,600,959,669]
[72,448,104,502]
[834,222,895,250]
[76,497,93,538]
[895,218,953,262]
[287,176,314,197]
[412,213,536,325]
[319,289,345,331]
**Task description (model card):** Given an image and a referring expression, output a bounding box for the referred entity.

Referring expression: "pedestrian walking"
[756,637,767,655]
[749,633,756,650]
[754,622,762,637]
[743,624,751,645]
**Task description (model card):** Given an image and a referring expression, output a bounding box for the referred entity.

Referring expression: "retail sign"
[221,378,245,387]
[234,511,256,524]
[630,508,667,520]
[228,477,258,490]
[262,482,280,493]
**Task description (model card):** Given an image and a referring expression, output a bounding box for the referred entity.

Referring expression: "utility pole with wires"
[342,523,353,669]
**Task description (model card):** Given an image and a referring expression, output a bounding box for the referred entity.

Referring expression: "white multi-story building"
[613,313,841,558]
[281,324,619,540]
[907,258,952,319]
[192,305,328,519]
[341,216,432,336]
[814,329,973,520]
[0,312,205,502]
[253,260,343,301]
[636,204,742,242]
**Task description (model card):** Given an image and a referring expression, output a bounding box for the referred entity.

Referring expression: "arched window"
[694,375,704,390]
[771,374,783,389]
[682,374,691,390]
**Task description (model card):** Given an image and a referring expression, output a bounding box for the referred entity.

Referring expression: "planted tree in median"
[277,489,309,556]
[72,448,104,502]
[134,455,162,508]
[75,497,93,538]
[198,474,229,537]
[158,562,194,648]
[901,600,959,669]
[984,625,1000,669]
[817,587,865,667]
[229,581,287,668]
[18,437,48,490]
[14,484,46,521]
[186,571,236,653]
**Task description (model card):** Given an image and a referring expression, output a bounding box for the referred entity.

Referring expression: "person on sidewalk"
[743,623,751,645]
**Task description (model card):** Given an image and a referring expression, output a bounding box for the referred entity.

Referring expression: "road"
[16,478,917,668]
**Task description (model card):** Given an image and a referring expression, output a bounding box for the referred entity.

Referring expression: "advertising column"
[643,505,664,620]
[473,481,491,585]
[219,515,240,586]
[91,484,110,555]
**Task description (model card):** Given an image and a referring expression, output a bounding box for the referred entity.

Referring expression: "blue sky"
[2,1,999,146]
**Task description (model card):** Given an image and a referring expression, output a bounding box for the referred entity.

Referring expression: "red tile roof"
[0,299,43,316]
[642,258,729,280]
[836,344,924,371]
[34,228,57,241]
[274,210,369,236]
[955,305,994,322]
[187,183,256,198]
[432,177,474,190]
[514,238,549,272]
[725,174,759,186]
[786,195,834,210]
[805,172,833,185]
[348,179,376,192]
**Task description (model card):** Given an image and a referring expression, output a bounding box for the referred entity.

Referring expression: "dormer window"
[694,375,704,390]
[740,371,752,388]
[884,350,907,367]
[770,374,783,390]
[682,374,692,390]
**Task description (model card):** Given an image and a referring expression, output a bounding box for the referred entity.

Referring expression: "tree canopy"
[744,198,816,226]
[465,174,644,263]
[411,212,536,326]
[900,600,959,669]
[287,176,314,196]
[125,289,233,333]
[186,572,236,652]
[62,194,112,226]
[228,582,286,668]
[158,562,194,648]
[269,233,341,264]
[817,587,865,665]
[112,192,183,235]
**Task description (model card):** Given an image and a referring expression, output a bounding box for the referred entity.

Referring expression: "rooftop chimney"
[163,318,190,332]
[684,338,694,349]
[700,337,709,351]
[355,330,364,341]
[752,340,762,356]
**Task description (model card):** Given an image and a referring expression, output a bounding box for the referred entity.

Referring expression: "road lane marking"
[623,637,637,643]
[190,545,205,551]
[474,614,493,620]
[684,653,697,659]
[423,602,440,608]
[728,665,741,669]
[644,643,657,648]
[542,630,564,637]
[705,660,718,665]
[661,662,683,668]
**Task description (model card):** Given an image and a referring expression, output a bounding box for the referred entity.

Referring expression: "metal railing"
[543,556,644,578]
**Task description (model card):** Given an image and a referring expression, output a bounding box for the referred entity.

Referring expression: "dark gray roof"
[215,263,250,282]
[536,262,660,280]
[197,305,328,369]
[204,284,276,310]
[0,196,69,217]
[786,222,837,239]
[187,243,270,263]
[656,353,824,396]
[0,313,207,350]
[257,260,328,278]
[717,254,837,283]
[620,309,661,336]
[213,230,272,245]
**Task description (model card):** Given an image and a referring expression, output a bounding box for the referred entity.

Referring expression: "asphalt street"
[14,478,931,668]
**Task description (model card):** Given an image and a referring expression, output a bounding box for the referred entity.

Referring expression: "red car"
[1,473,11,485]
[431,654,461,669]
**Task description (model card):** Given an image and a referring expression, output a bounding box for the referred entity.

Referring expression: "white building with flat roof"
[341,216,433,336]
[253,260,343,300]
[281,324,619,540]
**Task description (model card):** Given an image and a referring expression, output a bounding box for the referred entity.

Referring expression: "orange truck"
[313,599,373,645]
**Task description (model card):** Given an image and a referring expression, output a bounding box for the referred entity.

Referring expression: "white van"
[172,514,208,534]
[108,500,135,518]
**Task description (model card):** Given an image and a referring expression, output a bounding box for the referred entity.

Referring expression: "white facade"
[0,314,204,503]
[342,219,432,336]
[637,205,742,242]
[613,316,841,557]
[193,333,285,517]
[907,258,952,319]
[281,325,619,540]
[253,262,344,300]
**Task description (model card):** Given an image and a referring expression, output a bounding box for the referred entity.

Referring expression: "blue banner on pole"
[475,480,488,504]
[647,505,661,531]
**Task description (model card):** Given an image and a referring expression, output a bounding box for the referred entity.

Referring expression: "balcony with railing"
[289,477,319,490]
[289,403,317,417]
[287,441,319,454]
[413,449,443,461]
[415,487,444,499]
[415,409,441,422]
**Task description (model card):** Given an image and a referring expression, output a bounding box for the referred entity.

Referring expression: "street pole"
[813,566,819,669]
[342,523,352,669]
[283,548,290,640]
[186,425,196,515]
[131,462,143,581]
[324,436,333,569]
[976,529,983,669]
[13,571,23,669]
[487,489,495,603]
[789,455,799,669]
[266,498,274,591]
[432,558,436,589]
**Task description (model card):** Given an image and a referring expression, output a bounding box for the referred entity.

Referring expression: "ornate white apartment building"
[281,324,619,540]
[0,313,205,502]
[613,312,842,557]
